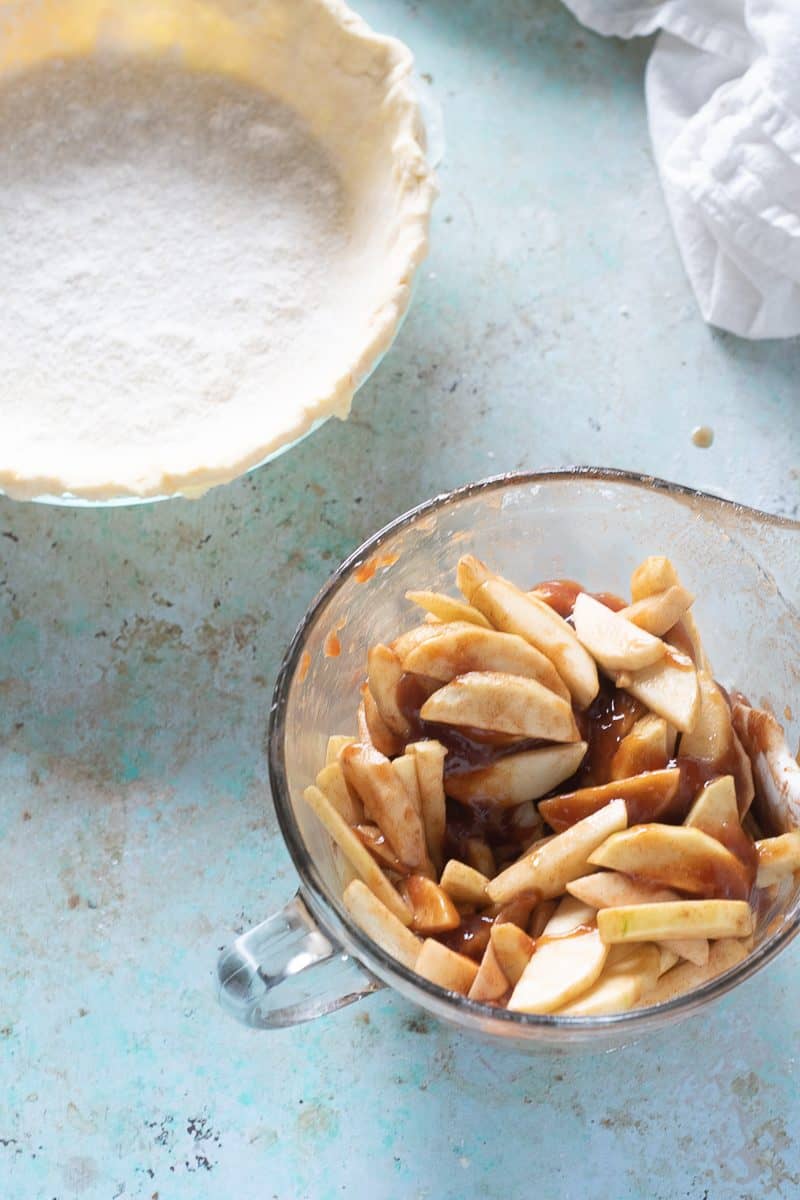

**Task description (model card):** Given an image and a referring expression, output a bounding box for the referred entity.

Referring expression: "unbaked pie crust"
[0,0,436,500]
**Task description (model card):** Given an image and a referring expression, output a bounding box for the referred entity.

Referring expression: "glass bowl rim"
[267,467,800,1033]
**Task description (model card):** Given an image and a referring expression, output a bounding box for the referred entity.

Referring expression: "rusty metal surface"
[1,1,799,1197]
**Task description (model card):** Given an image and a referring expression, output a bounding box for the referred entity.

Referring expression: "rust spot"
[297,651,311,683]
[67,893,80,910]
[22,810,31,821]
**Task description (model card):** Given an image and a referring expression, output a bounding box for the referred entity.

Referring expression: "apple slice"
[398,876,461,934]
[342,879,419,965]
[630,556,680,601]
[439,859,490,907]
[419,671,580,742]
[406,740,447,872]
[315,761,365,825]
[528,899,559,938]
[341,743,429,870]
[588,823,751,899]
[539,768,681,831]
[456,555,599,709]
[326,735,355,766]
[658,937,709,967]
[658,946,680,976]
[597,899,753,944]
[508,928,609,1014]
[392,754,423,816]
[354,824,412,875]
[391,621,452,661]
[755,831,800,887]
[488,798,628,905]
[610,715,670,780]
[732,701,800,833]
[542,894,597,937]
[615,649,699,733]
[490,922,535,985]
[567,870,679,909]
[401,624,570,699]
[635,937,750,1007]
[684,775,738,838]
[572,592,666,671]
[468,941,510,1003]
[619,585,694,636]
[304,787,411,924]
[406,590,492,628]
[446,743,587,808]
[465,837,496,878]
[368,644,410,737]
[680,671,734,763]
[358,688,404,758]
[415,938,479,995]
[559,943,661,1015]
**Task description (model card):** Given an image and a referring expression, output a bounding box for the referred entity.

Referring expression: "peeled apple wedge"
[341,742,429,870]
[456,555,599,709]
[367,644,410,737]
[401,624,570,699]
[610,715,671,780]
[636,938,750,1007]
[588,823,751,899]
[680,672,734,763]
[508,929,609,1014]
[732,701,800,833]
[619,585,694,637]
[755,831,800,887]
[419,672,580,742]
[597,899,753,943]
[488,798,628,905]
[415,939,479,995]
[358,688,404,759]
[468,942,509,1003]
[490,922,536,985]
[439,859,490,906]
[559,943,661,1015]
[405,591,492,628]
[572,592,666,671]
[615,649,699,733]
[539,768,681,831]
[567,870,679,910]
[398,875,460,933]
[406,740,447,872]
[541,894,597,937]
[684,775,738,838]
[630,556,680,602]
[446,742,587,808]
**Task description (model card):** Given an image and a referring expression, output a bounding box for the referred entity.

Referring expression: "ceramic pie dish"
[0,0,436,503]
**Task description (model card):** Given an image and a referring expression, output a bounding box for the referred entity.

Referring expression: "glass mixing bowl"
[218,469,800,1050]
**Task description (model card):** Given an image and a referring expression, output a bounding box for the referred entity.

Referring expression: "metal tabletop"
[1,1,798,1197]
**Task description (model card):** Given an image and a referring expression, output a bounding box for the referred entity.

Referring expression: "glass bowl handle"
[216,892,382,1028]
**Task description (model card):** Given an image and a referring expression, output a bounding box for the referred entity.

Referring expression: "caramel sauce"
[436,913,494,961]
[532,579,584,618]
[397,674,542,776]
[297,650,311,683]
[533,580,627,618]
[572,681,644,787]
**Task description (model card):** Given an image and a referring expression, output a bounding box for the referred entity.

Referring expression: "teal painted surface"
[1,1,799,1197]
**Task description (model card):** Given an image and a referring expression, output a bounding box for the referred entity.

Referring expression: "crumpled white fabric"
[562,0,800,338]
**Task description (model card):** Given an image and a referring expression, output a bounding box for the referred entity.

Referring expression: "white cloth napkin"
[562,0,800,339]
